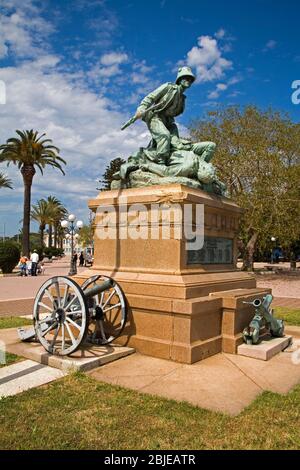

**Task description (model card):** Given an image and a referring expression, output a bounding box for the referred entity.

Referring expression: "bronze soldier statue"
[114,67,225,195]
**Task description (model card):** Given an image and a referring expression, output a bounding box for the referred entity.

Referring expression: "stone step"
[0,359,65,398]
[0,328,135,372]
[237,335,292,361]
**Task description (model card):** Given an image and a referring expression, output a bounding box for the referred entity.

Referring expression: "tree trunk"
[21,165,36,257]
[242,231,258,271]
[54,224,58,248]
[48,224,53,247]
[40,224,45,249]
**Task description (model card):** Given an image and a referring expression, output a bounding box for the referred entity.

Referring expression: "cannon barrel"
[83,278,114,298]
[242,298,262,308]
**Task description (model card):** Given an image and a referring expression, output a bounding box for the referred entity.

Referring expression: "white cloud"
[127,61,158,101]
[0,57,150,233]
[214,28,226,39]
[264,40,277,51]
[100,51,128,66]
[186,35,232,83]
[88,51,128,81]
[0,3,54,59]
[207,76,242,100]
[216,83,227,91]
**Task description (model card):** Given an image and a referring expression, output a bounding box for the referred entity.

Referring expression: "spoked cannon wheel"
[33,276,89,356]
[81,275,127,345]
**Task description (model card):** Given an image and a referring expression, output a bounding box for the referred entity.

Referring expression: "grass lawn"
[0,316,32,366]
[0,315,299,449]
[0,372,299,450]
[0,316,32,330]
[0,352,22,368]
[274,307,300,326]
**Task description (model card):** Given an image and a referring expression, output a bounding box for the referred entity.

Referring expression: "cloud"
[127,60,158,101]
[263,40,277,51]
[0,56,150,233]
[100,52,128,66]
[214,28,236,53]
[0,1,151,235]
[185,35,232,83]
[88,51,128,81]
[0,2,54,59]
[214,28,226,39]
[207,76,242,100]
[85,3,119,49]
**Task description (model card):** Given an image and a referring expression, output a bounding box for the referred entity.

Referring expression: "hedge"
[0,242,21,274]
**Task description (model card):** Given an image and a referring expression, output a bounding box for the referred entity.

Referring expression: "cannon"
[18,275,127,356]
[242,294,284,345]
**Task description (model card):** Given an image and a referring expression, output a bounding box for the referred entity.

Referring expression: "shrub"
[0,242,21,274]
[43,247,64,259]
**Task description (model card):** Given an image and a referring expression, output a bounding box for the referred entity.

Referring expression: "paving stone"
[237,335,292,361]
[0,359,65,398]
[0,328,135,372]
[225,351,300,394]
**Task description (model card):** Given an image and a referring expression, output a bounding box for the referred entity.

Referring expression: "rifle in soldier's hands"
[120,112,143,131]
[120,103,161,131]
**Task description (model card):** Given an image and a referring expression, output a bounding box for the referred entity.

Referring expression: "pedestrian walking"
[26,259,32,275]
[79,251,84,267]
[30,249,39,276]
[73,252,78,268]
[19,255,28,276]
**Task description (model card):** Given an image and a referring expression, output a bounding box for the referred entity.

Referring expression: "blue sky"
[0,0,299,236]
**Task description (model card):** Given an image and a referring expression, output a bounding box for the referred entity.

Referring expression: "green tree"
[31,198,53,249]
[0,172,13,189]
[190,106,300,270]
[98,157,125,190]
[77,224,94,249]
[45,196,67,248]
[0,130,66,256]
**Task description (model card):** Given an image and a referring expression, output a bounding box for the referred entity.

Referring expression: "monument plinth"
[76,184,270,363]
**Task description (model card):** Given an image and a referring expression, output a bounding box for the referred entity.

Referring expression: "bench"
[264,265,284,272]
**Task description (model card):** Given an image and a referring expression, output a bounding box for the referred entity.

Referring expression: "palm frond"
[0,172,13,189]
[0,129,67,173]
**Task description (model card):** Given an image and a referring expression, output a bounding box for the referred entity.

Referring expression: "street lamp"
[270,237,276,264]
[61,214,83,276]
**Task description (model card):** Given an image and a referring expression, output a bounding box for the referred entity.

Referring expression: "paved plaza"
[0,258,88,316]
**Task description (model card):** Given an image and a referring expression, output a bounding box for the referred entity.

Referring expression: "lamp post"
[270,236,276,264]
[61,214,83,276]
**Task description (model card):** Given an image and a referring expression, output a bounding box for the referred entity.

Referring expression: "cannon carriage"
[18,275,127,356]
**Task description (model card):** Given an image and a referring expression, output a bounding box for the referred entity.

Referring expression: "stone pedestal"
[237,336,292,361]
[75,184,270,363]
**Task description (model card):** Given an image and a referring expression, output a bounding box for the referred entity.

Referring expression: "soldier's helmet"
[176,66,196,84]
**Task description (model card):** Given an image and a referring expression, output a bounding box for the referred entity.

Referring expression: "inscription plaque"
[187,236,233,265]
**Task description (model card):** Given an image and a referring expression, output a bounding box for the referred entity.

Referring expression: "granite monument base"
[75,184,271,364]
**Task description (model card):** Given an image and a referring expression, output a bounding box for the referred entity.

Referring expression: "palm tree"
[0,172,13,189]
[31,198,52,249]
[31,196,67,249]
[46,196,67,248]
[0,130,66,256]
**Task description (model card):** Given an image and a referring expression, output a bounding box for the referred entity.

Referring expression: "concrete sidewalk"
[1,326,299,414]
[88,344,300,416]
[0,360,65,398]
